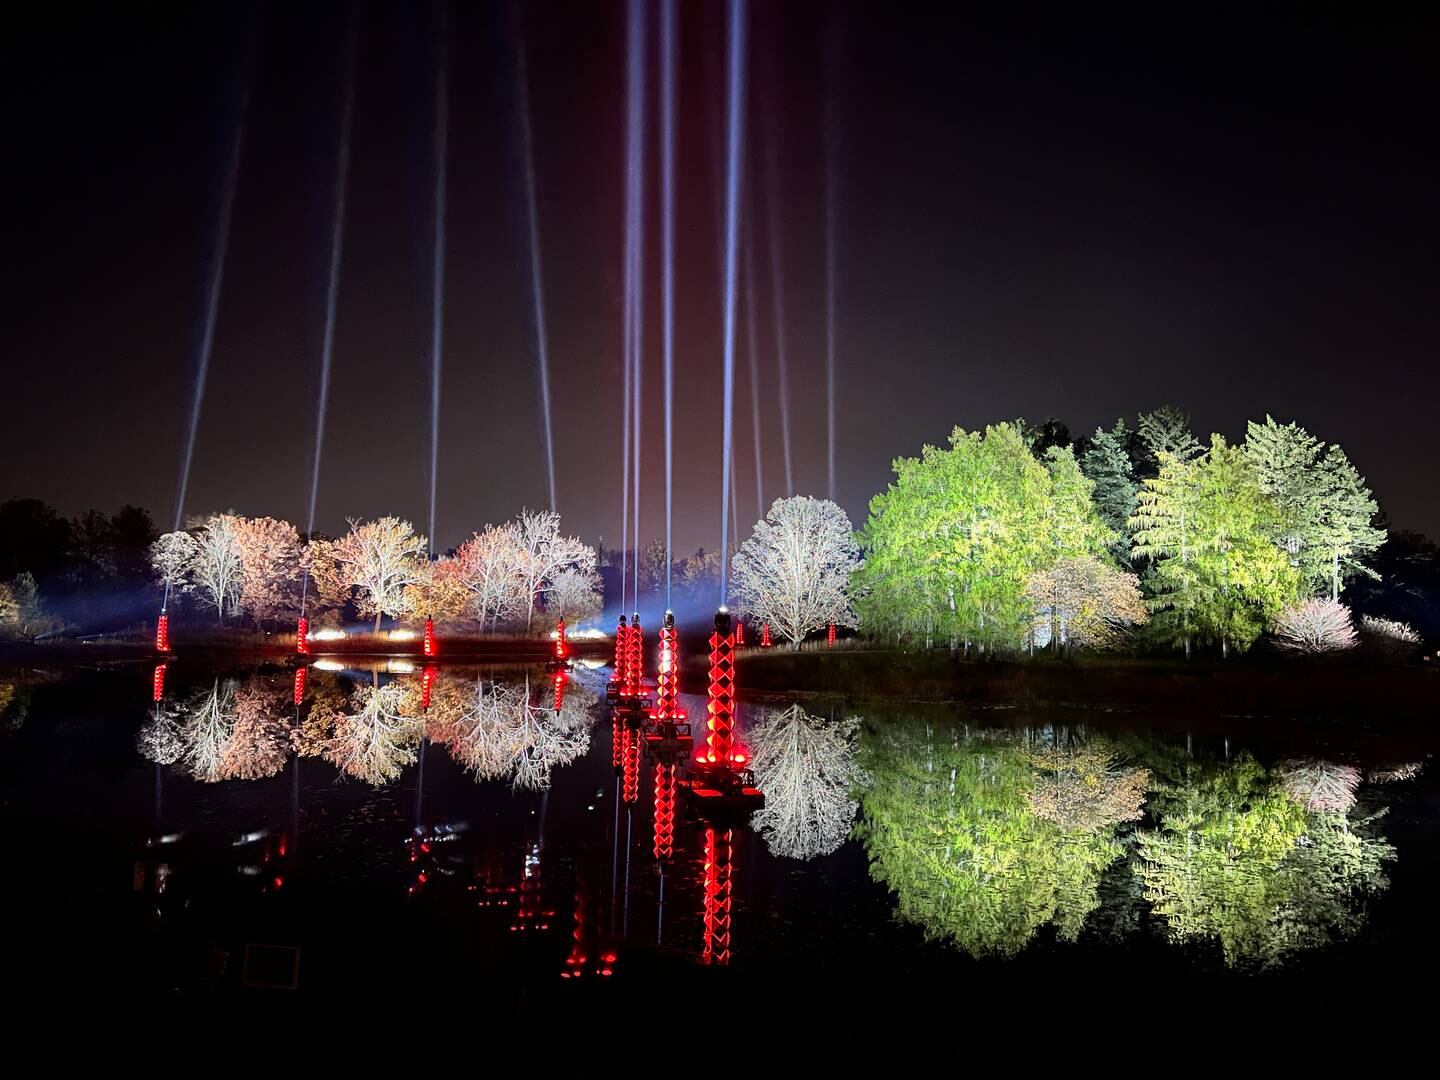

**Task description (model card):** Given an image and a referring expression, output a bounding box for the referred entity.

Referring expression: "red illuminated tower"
[296,615,309,655]
[155,612,170,653]
[552,668,567,713]
[554,617,568,662]
[621,721,640,805]
[423,616,437,658]
[655,610,679,722]
[293,665,307,707]
[828,622,837,647]
[624,613,646,701]
[734,617,745,646]
[761,622,772,648]
[152,663,167,703]
[420,665,437,711]
[607,615,627,705]
[703,608,737,765]
[700,827,734,966]
[652,760,676,860]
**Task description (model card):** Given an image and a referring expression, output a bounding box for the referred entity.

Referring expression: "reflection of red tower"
[554,617,568,661]
[552,669,567,713]
[423,616,437,658]
[296,615,309,655]
[621,721,640,805]
[155,613,170,653]
[152,663,167,703]
[510,843,553,933]
[561,881,616,979]
[828,622,837,647]
[701,827,734,966]
[293,666,307,706]
[611,714,623,772]
[421,665,437,711]
[653,762,676,860]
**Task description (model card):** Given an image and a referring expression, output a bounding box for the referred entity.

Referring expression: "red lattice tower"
[701,827,734,966]
[152,663,167,703]
[421,665,437,711]
[656,612,680,721]
[611,615,628,680]
[703,608,736,765]
[611,714,623,771]
[652,762,676,860]
[734,618,745,646]
[554,617,568,661]
[292,666,307,706]
[828,622,837,647]
[552,669,566,713]
[621,721,640,805]
[625,614,645,698]
[423,616,437,658]
[296,615,309,655]
[155,613,170,652]
[761,622,772,648]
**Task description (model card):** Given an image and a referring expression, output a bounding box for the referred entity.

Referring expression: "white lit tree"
[546,566,603,625]
[731,496,861,645]
[512,509,594,631]
[150,530,198,597]
[324,677,423,785]
[329,517,430,632]
[748,706,867,860]
[188,514,245,622]
[453,521,528,629]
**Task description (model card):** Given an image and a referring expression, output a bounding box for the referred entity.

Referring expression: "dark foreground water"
[3,660,1438,1006]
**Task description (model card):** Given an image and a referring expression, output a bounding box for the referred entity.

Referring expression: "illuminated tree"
[676,547,725,599]
[1276,758,1362,813]
[1081,419,1139,562]
[1132,438,1300,656]
[1025,556,1147,651]
[402,555,471,622]
[176,678,238,782]
[329,517,430,632]
[1272,598,1358,654]
[1025,743,1148,830]
[640,538,669,597]
[435,675,594,790]
[732,496,861,645]
[747,706,868,860]
[187,514,246,622]
[1312,446,1385,601]
[150,530,198,595]
[1136,405,1202,472]
[324,677,424,785]
[453,522,528,629]
[512,509,595,631]
[136,704,185,765]
[231,515,302,624]
[546,566,603,624]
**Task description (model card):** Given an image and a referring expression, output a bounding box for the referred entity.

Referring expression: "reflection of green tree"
[856,721,1131,957]
[1136,750,1393,968]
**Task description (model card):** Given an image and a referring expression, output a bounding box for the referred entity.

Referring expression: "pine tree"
[1136,405,1202,477]
[1312,447,1385,600]
[1243,415,1324,566]
[1081,419,1139,562]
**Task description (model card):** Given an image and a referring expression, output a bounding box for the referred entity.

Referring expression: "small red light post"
[423,616,437,658]
[761,622,772,648]
[293,666,307,706]
[828,622,837,647]
[552,669,567,713]
[296,615,309,655]
[152,663,167,703]
[155,612,170,653]
[734,618,745,646]
[554,617,568,661]
[421,665,437,711]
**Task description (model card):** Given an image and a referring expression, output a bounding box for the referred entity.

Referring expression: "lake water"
[3,660,1437,1003]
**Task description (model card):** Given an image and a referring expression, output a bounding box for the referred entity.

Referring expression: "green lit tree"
[1312,446,1385,601]
[1136,405,1202,476]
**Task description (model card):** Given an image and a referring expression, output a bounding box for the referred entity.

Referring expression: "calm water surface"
[3,660,1437,1003]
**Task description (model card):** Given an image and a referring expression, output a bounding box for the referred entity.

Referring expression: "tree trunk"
[374,611,383,634]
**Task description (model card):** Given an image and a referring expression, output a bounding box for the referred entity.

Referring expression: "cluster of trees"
[139,666,598,789]
[150,508,601,632]
[855,717,1403,966]
[849,407,1397,656]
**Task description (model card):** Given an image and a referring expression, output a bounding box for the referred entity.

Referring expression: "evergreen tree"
[1313,446,1386,600]
[1081,419,1139,561]
[1244,414,1324,567]
[1136,405,1202,477]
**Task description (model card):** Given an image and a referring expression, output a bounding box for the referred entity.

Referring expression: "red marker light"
[296,615,309,655]
[155,613,170,652]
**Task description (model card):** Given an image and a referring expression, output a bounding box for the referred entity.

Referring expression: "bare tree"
[437,675,594,790]
[748,706,867,860]
[188,515,245,622]
[546,567,603,625]
[512,510,594,631]
[1273,598,1358,654]
[330,517,430,632]
[1025,555,1147,651]
[453,522,528,629]
[150,531,198,596]
[231,515,302,625]
[177,678,238,782]
[731,496,861,645]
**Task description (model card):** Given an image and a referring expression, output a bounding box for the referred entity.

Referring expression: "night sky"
[5,2,1437,554]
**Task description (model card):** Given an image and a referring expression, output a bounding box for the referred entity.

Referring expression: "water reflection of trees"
[137,667,596,792]
[747,705,868,860]
[430,675,594,791]
[857,718,1402,966]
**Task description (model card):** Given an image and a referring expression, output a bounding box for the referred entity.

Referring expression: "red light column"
[423,616,437,658]
[761,622,772,648]
[734,618,745,646]
[828,622,837,647]
[652,762,676,860]
[612,615,628,680]
[701,827,734,966]
[421,665,437,711]
[703,608,736,764]
[293,666,307,706]
[152,663,167,703]
[155,613,170,653]
[555,617,568,661]
[296,615,310,655]
[656,611,679,721]
[552,669,567,713]
[621,722,640,805]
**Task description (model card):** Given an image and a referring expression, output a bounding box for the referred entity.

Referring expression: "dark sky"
[5,1,1437,554]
